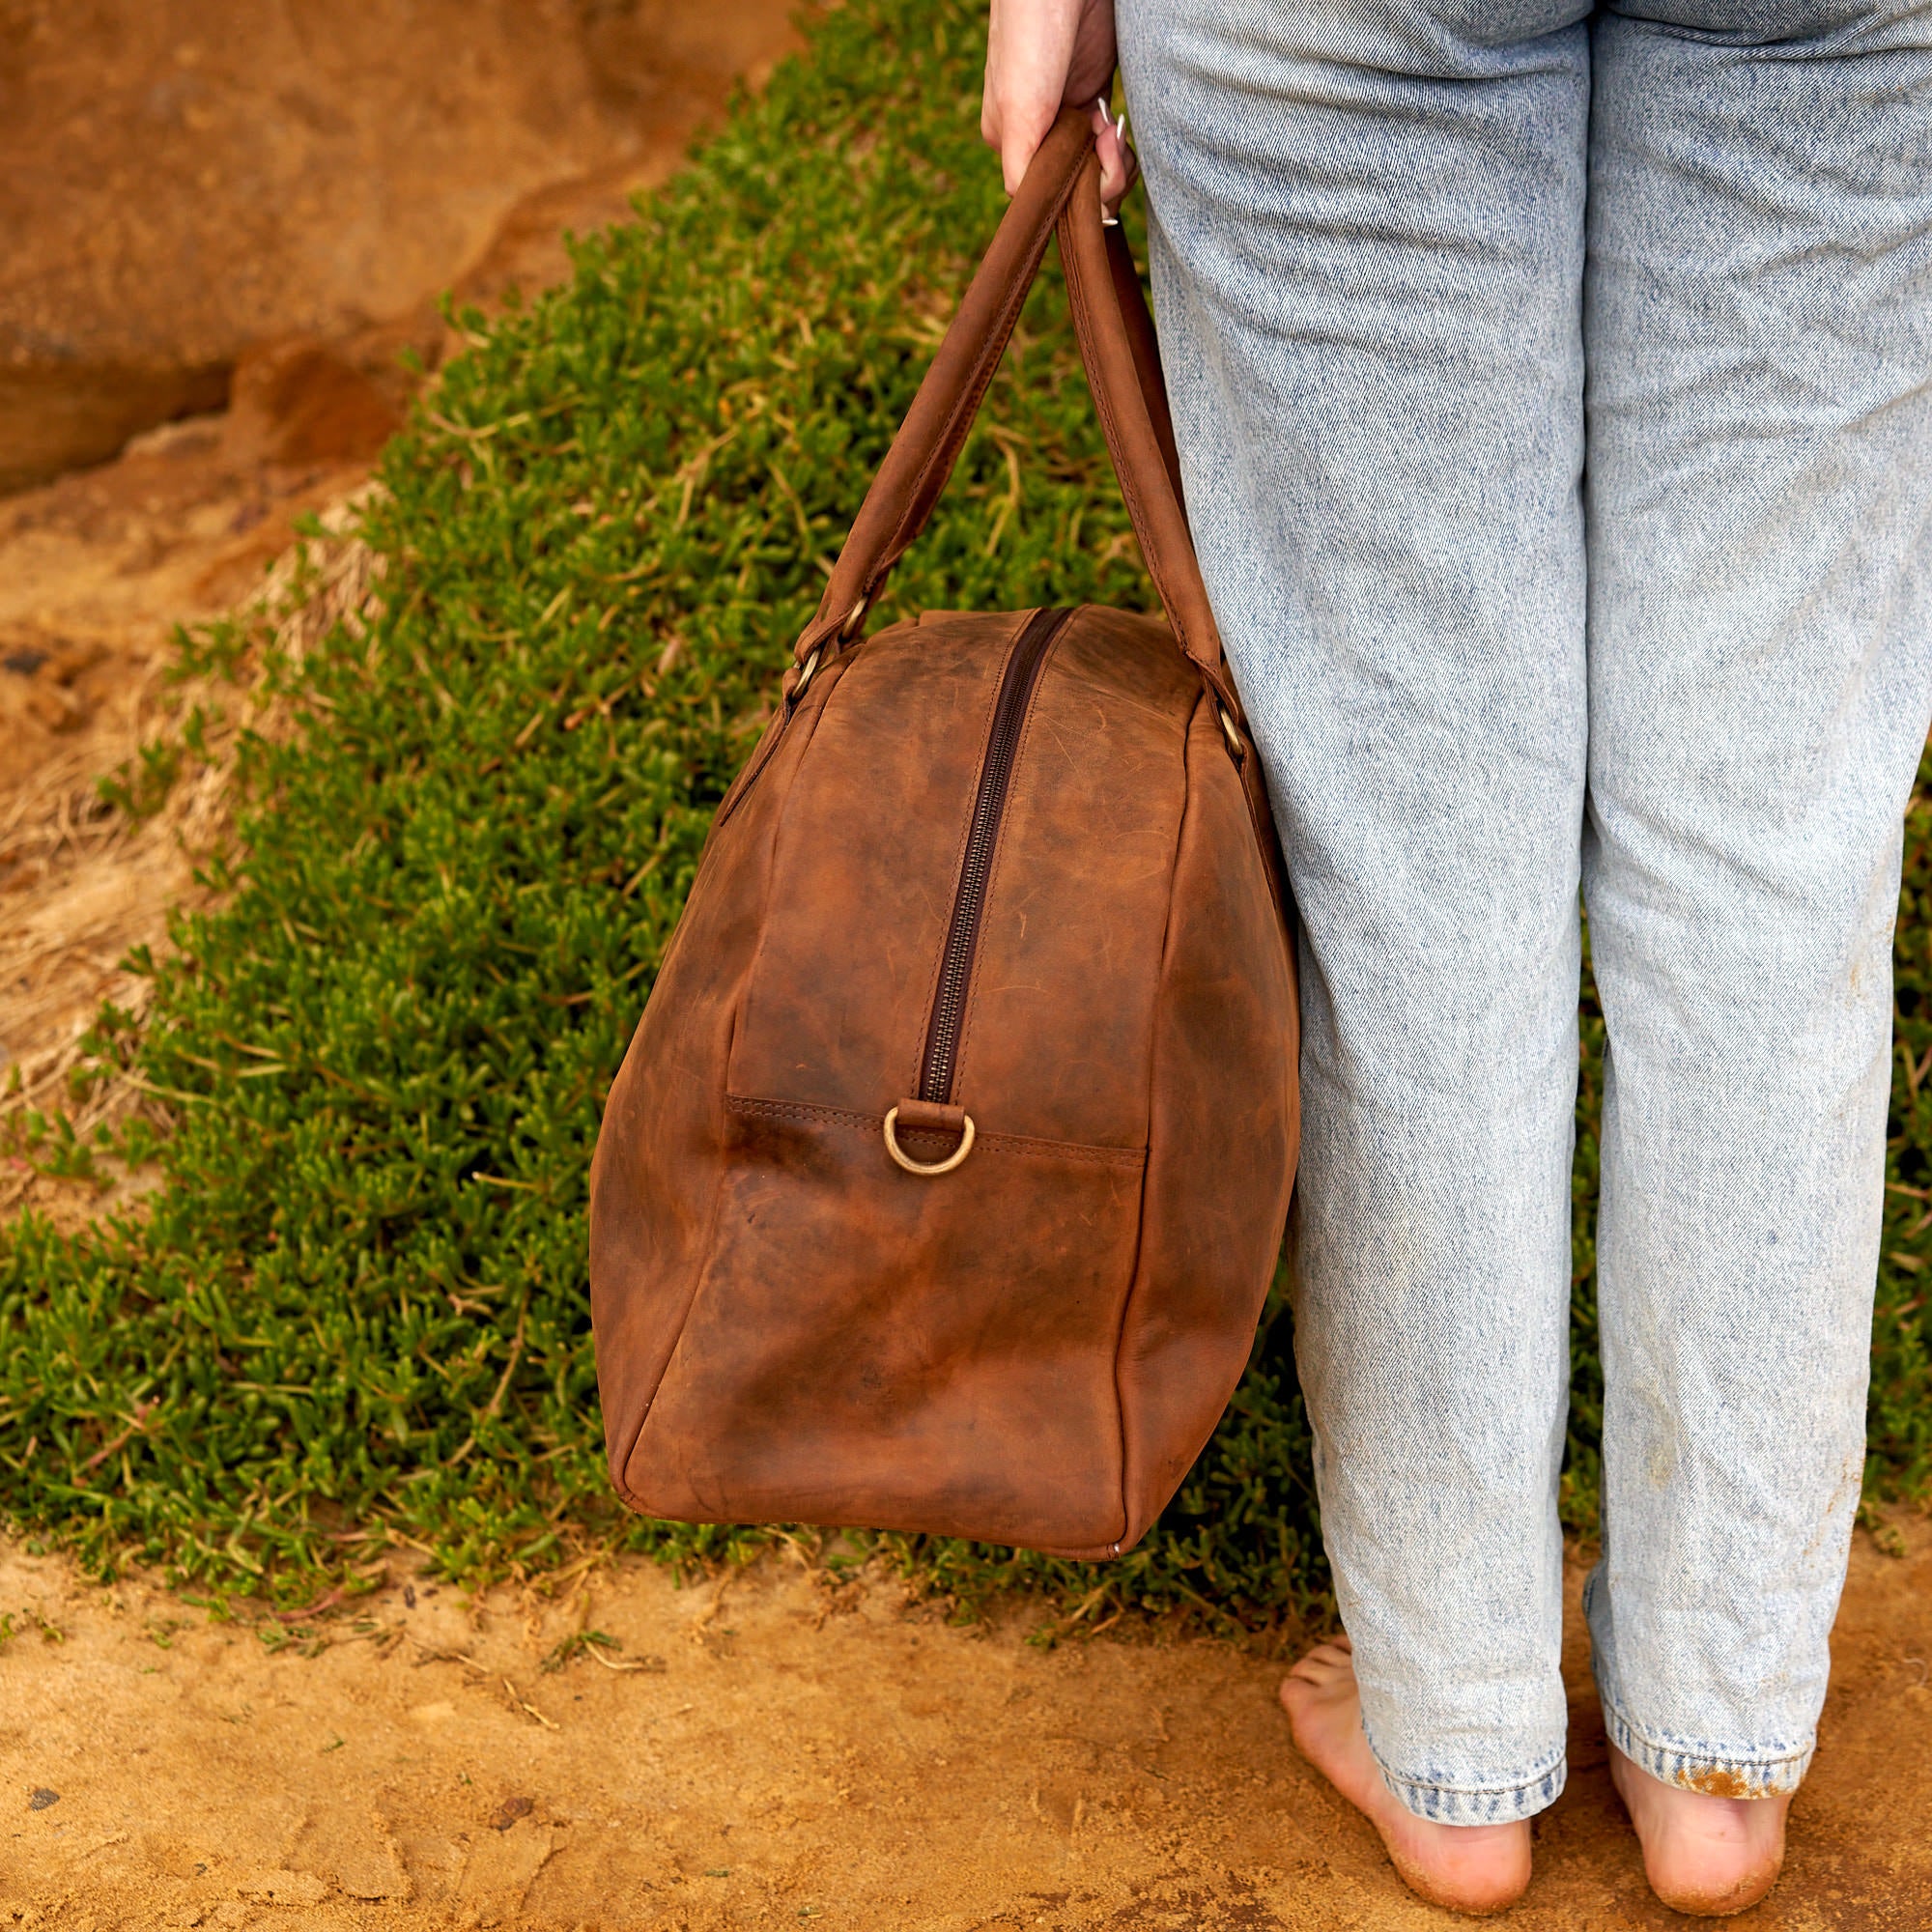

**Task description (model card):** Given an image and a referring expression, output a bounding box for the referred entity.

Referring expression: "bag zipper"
[917,606,1075,1105]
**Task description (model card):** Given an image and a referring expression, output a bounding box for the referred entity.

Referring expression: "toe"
[1284,1652,1344,1689]
[1278,1671,1320,1713]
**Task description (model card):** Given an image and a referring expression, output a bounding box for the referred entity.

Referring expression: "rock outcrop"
[0,0,800,491]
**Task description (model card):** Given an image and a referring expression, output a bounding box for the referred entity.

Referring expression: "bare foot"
[1279,1635,1532,1916]
[1609,1744,1788,1917]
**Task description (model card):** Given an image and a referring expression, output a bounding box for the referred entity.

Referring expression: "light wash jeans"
[1116,0,1932,1824]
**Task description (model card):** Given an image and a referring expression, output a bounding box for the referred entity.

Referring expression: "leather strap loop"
[790,108,1239,725]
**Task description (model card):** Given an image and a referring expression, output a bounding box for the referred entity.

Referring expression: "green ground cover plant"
[2,0,1927,1620]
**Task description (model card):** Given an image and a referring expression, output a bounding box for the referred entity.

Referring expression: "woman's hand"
[982,0,1134,209]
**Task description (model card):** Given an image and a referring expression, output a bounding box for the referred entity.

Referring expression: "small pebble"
[27,1789,58,1811]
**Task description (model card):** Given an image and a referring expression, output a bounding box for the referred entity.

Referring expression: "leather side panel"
[627,1102,1141,1550]
[1039,604,1194,721]
[726,611,1024,1113]
[1114,697,1301,1548]
[948,608,1194,1149]
[587,661,849,1494]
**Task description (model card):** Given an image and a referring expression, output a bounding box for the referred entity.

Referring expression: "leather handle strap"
[1055,148,1237,716]
[790,109,1242,725]
[791,110,1100,668]
[1104,217,1186,519]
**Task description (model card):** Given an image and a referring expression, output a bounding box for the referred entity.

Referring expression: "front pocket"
[724,611,1042,1126]
[627,1096,1148,1551]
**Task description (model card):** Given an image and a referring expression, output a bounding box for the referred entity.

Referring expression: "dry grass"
[0,490,384,1219]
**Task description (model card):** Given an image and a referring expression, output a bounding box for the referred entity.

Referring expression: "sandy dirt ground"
[0,1519,1923,1931]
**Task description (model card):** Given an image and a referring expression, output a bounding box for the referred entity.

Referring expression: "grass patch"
[2,0,1927,1619]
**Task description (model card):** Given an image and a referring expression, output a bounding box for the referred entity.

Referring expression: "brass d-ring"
[883,1106,976,1177]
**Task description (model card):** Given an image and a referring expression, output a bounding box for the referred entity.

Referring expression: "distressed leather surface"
[642,1095,1146,1549]
[588,110,1300,1560]
[586,656,852,1487]
[726,611,1022,1120]
[950,610,1193,1151]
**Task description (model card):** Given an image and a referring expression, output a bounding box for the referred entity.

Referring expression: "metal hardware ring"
[883,1106,976,1177]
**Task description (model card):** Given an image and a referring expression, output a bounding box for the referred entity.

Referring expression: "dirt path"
[0,1519,1924,1930]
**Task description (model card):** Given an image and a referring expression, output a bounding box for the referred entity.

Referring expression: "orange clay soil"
[0,0,806,492]
[0,1519,1923,1931]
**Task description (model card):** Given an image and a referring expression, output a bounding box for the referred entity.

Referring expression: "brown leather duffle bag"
[589,109,1299,1560]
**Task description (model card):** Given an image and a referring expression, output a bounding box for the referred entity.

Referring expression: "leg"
[1116,0,1591,1906]
[1584,0,1932,1912]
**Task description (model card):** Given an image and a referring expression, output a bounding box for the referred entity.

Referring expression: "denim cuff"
[1599,1694,1812,1800]
[1367,1743,1568,1825]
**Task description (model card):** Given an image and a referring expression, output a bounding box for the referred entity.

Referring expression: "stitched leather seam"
[1059,206,1197,674]
[724,650,876,1101]
[618,1006,746,1510]
[1059,199,1285,916]
[638,671,864,1490]
[725,1094,1146,1168]
[714,642,855,832]
[1057,192,1242,724]
[1106,689,1197,1553]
